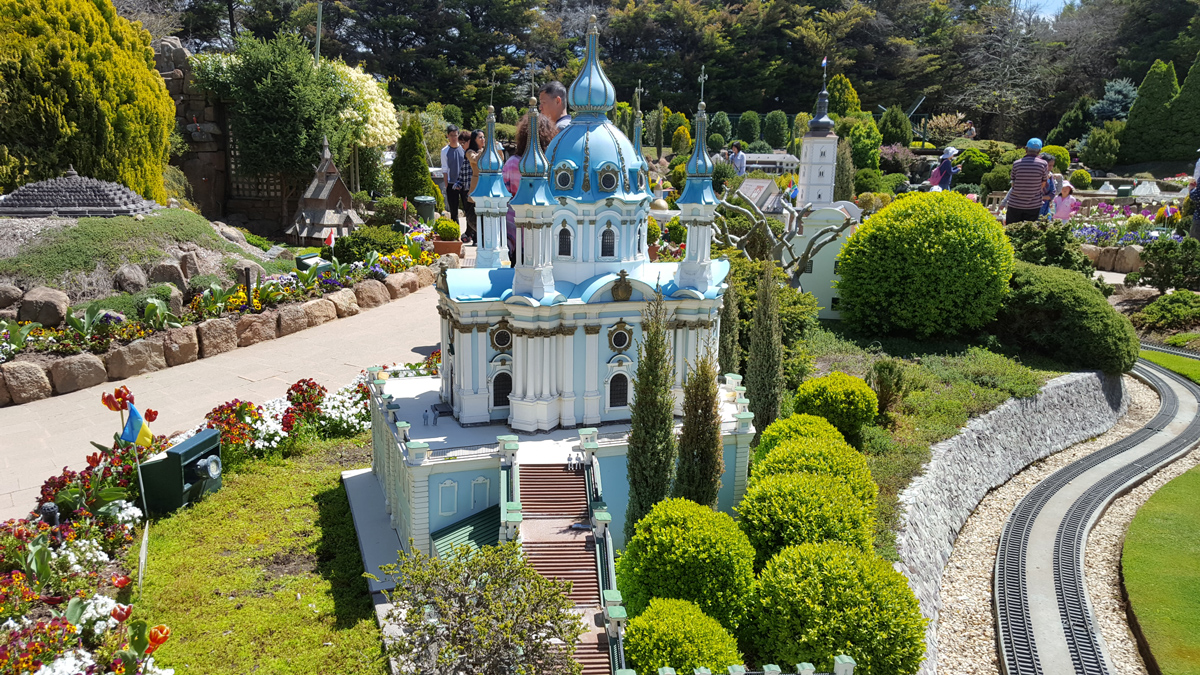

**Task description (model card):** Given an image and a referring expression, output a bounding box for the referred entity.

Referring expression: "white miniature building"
[795,90,838,209]
[744,152,800,175]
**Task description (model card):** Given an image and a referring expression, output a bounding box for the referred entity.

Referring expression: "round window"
[613,331,629,349]
[494,329,511,349]
[555,169,573,190]
[599,171,618,192]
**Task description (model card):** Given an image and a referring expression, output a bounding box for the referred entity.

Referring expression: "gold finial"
[699,101,706,112]
[528,96,537,107]
[488,105,495,114]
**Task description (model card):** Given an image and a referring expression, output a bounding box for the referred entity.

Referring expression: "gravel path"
[936,375,1158,675]
[1085,436,1200,675]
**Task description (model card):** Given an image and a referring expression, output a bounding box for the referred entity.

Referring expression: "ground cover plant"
[1140,349,1200,385]
[1122,464,1200,675]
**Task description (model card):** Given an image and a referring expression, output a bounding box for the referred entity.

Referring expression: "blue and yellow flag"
[120,404,154,447]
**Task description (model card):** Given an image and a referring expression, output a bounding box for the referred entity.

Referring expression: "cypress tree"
[746,263,783,442]
[763,110,789,148]
[393,119,444,211]
[834,138,856,202]
[656,101,665,160]
[1170,53,1200,161]
[718,282,741,377]
[878,106,913,147]
[710,111,732,140]
[827,74,861,117]
[625,289,678,536]
[738,111,761,143]
[1119,59,1180,164]
[673,350,724,507]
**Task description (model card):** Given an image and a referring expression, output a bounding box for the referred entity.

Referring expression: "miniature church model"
[438,16,731,432]
[286,136,363,246]
[794,89,838,208]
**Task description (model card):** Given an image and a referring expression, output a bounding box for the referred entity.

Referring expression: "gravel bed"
[0,217,74,259]
[1084,437,1200,675]
[936,375,1158,675]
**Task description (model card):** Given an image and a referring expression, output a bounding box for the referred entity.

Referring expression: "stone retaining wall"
[894,371,1129,675]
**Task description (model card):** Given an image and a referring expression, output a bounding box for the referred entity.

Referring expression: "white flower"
[32,649,95,675]
[108,500,143,526]
[143,657,176,675]
[78,592,120,637]
[50,538,109,575]
[329,62,400,148]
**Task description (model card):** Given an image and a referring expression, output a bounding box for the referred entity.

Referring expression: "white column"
[673,325,685,387]
[585,329,599,395]
[686,324,699,370]
[513,334,526,400]
[477,326,487,395]
[459,329,474,394]
[541,336,551,399]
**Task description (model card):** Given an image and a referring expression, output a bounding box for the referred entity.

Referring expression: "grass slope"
[1122,464,1200,675]
[1140,349,1200,385]
[130,435,387,675]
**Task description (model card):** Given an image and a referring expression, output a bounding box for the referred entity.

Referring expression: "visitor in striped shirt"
[1005,138,1049,225]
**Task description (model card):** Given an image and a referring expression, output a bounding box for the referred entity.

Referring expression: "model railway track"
[994,356,1200,675]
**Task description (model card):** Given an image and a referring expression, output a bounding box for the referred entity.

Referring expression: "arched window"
[609,373,628,408]
[601,229,616,258]
[558,228,572,257]
[493,372,512,407]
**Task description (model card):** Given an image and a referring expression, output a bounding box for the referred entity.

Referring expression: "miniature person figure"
[964,120,977,140]
[422,409,429,426]
[431,405,438,426]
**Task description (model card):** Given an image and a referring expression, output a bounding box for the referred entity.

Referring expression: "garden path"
[0,286,440,521]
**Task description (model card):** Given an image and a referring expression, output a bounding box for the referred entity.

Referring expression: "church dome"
[567,16,616,114]
[0,167,159,218]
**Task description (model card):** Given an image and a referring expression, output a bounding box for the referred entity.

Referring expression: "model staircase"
[518,464,610,675]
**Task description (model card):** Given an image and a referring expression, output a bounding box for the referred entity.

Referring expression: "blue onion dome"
[478,105,504,173]
[809,89,835,135]
[685,102,714,177]
[545,117,650,203]
[511,97,554,207]
[567,15,616,116]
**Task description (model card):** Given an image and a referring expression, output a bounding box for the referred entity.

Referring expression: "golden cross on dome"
[698,65,708,102]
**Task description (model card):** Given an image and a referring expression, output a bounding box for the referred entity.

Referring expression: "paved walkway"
[0,287,440,521]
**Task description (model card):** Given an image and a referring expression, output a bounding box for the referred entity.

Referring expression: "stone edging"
[0,267,438,407]
[893,371,1129,675]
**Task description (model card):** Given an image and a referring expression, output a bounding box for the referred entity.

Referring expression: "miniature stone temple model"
[285,136,363,246]
[0,166,159,218]
[794,89,838,209]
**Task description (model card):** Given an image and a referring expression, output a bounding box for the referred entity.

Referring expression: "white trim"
[438,479,458,517]
[490,370,513,409]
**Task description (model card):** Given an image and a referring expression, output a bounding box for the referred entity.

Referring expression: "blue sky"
[1035,0,1069,17]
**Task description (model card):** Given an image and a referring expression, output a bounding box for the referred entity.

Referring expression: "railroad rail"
[994,355,1200,675]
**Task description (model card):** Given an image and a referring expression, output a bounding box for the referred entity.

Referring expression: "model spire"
[478,105,505,174]
[519,96,550,178]
[567,15,616,115]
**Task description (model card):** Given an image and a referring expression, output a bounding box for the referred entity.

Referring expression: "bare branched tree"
[953,0,1045,137]
[112,0,184,39]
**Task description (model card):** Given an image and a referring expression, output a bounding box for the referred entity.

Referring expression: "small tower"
[510,96,560,302]
[796,89,839,208]
[471,106,511,269]
[673,101,718,296]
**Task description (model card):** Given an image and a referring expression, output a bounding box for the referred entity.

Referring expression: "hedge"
[752,542,926,675]
[737,472,874,569]
[1120,59,1180,165]
[624,598,743,674]
[792,372,878,440]
[615,498,756,630]
[751,436,877,511]
[1041,144,1070,172]
[956,148,993,185]
[992,261,1138,373]
[754,413,846,464]
[836,191,1015,338]
[853,168,885,195]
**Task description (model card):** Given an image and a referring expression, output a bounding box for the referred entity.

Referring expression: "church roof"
[0,167,159,218]
[678,101,717,205]
[808,89,835,136]
[442,260,731,305]
[567,16,616,114]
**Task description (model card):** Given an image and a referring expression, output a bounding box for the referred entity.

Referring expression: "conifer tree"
[1119,59,1180,164]
[625,289,677,536]
[834,138,856,202]
[878,106,913,147]
[673,350,724,508]
[738,111,761,143]
[718,282,741,377]
[656,101,666,160]
[827,74,861,117]
[763,110,789,148]
[393,119,444,211]
[1047,97,1095,146]
[746,263,783,442]
[1169,53,1200,161]
[710,111,732,140]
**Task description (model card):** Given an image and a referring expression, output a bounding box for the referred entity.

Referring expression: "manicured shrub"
[953,183,981,196]
[763,110,789,148]
[752,542,926,675]
[847,117,883,171]
[666,216,687,245]
[647,216,662,246]
[1170,52,1200,161]
[1069,169,1093,190]
[500,105,519,125]
[672,125,692,155]
[792,372,877,441]
[1081,125,1121,170]
[624,598,742,675]
[370,195,412,226]
[665,111,689,142]
[837,192,1015,337]
[331,225,407,262]
[981,164,1012,195]
[1041,144,1070,173]
[834,139,856,202]
[1120,59,1180,164]
[1047,96,1095,145]
[442,103,463,126]
[710,111,732,140]
[956,148,993,185]
[616,498,756,630]
[0,0,175,200]
[1133,289,1200,330]
[748,139,772,154]
[747,261,784,438]
[992,261,1138,373]
[853,168,885,195]
[713,161,736,195]
[827,74,861,116]
[754,413,846,463]
[751,436,877,510]
[881,173,910,194]
[738,111,761,143]
[1126,236,1200,294]
[394,119,445,211]
[1005,221,1095,277]
[738,473,874,568]
[878,106,913,147]
[707,133,726,153]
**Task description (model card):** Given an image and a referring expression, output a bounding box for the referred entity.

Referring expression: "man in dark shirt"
[441,124,467,230]
[1006,138,1049,225]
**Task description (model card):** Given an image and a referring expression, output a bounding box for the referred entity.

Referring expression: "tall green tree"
[1169,52,1200,160]
[710,111,732,140]
[625,289,678,537]
[1047,96,1095,145]
[746,263,783,442]
[1119,59,1180,164]
[0,0,175,201]
[826,74,860,116]
[878,106,913,147]
[393,119,443,210]
[834,138,856,202]
[738,111,761,143]
[673,350,724,508]
[763,110,789,148]
[718,282,740,377]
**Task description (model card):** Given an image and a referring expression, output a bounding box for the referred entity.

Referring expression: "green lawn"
[1140,350,1200,385]
[1122,464,1200,675]
[129,435,388,675]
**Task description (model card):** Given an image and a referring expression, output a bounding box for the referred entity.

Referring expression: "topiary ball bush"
[837,191,1016,338]
[647,216,662,246]
[1041,144,1071,173]
[616,498,756,630]
[666,216,688,245]
[754,413,846,464]
[707,133,726,153]
[1069,169,1093,190]
[624,598,743,675]
[956,148,993,184]
[992,261,1138,373]
[752,436,877,511]
[748,139,772,154]
[737,473,875,569]
[981,164,1013,195]
[434,218,461,241]
[882,173,910,194]
[752,542,926,675]
[854,168,885,195]
[792,372,878,441]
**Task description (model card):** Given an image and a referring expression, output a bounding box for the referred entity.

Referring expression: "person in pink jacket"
[1051,183,1081,222]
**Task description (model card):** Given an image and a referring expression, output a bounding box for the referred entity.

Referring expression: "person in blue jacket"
[935,147,960,190]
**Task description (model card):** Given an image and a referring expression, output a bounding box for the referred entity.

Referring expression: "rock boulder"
[178,252,201,279]
[412,266,436,288]
[325,289,360,318]
[303,299,337,326]
[0,369,9,406]
[50,354,108,394]
[1114,245,1144,274]
[354,280,389,309]
[149,261,187,291]
[0,285,21,310]
[384,273,419,299]
[162,326,199,366]
[1080,244,1100,265]
[114,265,149,293]
[197,318,237,358]
[1,362,51,404]
[106,340,167,380]
[236,312,277,347]
[17,287,70,327]
[1097,246,1119,272]
[233,259,267,287]
[277,304,308,337]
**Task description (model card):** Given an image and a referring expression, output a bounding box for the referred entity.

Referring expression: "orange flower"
[86,453,102,468]
[114,386,134,408]
[144,409,158,423]
[148,624,170,647]
[110,604,132,622]
[111,573,132,589]
[102,392,121,411]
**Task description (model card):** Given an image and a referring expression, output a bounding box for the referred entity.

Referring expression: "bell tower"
[796,89,839,208]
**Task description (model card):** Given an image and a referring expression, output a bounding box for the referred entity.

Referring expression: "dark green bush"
[882,173,910,194]
[751,436,877,510]
[723,254,820,354]
[1127,237,1200,294]
[668,154,689,170]
[1005,221,1095,277]
[956,148,993,184]
[330,225,407,263]
[87,284,175,319]
[616,498,756,630]
[647,216,662,246]
[713,162,737,195]
[752,542,926,675]
[953,183,982,195]
[853,168,885,195]
[837,191,1015,337]
[878,106,913,147]
[370,195,411,226]
[624,598,742,674]
[707,133,726,153]
[1069,169,1093,190]
[237,227,274,251]
[792,372,878,441]
[763,110,789,148]
[754,413,846,464]
[666,216,687,245]
[1133,289,1200,330]
[1081,126,1121,170]
[992,261,1138,373]
[737,473,874,569]
[981,164,1013,195]
[748,139,772,154]
[738,111,761,143]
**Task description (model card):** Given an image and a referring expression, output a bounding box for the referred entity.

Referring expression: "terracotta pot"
[648,244,660,261]
[432,239,463,256]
